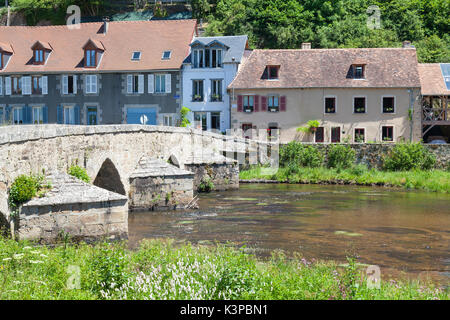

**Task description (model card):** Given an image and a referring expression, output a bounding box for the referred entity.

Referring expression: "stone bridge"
[0,125,273,223]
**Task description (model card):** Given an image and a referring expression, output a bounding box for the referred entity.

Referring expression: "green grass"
[0,236,447,300]
[240,166,450,193]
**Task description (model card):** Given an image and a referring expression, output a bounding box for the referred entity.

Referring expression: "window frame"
[131,51,141,61]
[211,79,223,102]
[263,65,280,80]
[243,95,254,113]
[353,96,367,114]
[381,96,396,114]
[34,49,44,64]
[267,95,279,112]
[352,64,365,79]
[381,125,394,142]
[85,75,98,94]
[32,106,44,124]
[331,126,341,143]
[86,106,98,125]
[314,126,325,143]
[192,79,204,101]
[163,115,174,126]
[354,128,366,143]
[324,96,337,114]
[85,49,97,68]
[12,76,22,95]
[12,106,23,125]
[155,74,166,93]
[162,51,171,60]
[32,76,42,95]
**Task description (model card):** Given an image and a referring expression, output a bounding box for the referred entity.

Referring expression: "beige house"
[228,44,422,143]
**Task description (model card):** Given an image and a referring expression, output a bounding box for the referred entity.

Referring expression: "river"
[129,184,450,285]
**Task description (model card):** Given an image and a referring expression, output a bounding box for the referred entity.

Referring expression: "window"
[331,127,341,143]
[34,50,44,64]
[315,127,324,143]
[354,97,366,113]
[13,107,23,125]
[382,97,395,113]
[194,112,207,131]
[243,96,254,112]
[192,80,204,101]
[87,106,97,125]
[62,75,77,94]
[382,126,394,142]
[262,66,280,80]
[210,49,222,68]
[242,123,253,139]
[85,49,96,67]
[163,115,173,126]
[211,79,222,101]
[132,51,141,61]
[64,106,76,125]
[32,76,42,94]
[155,74,166,93]
[211,112,221,131]
[267,125,279,141]
[85,75,97,94]
[352,65,365,79]
[354,128,365,143]
[325,97,336,113]
[12,76,22,95]
[268,95,279,112]
[192,49,204,68]
[32,106,44,124]
[162,51,171,60]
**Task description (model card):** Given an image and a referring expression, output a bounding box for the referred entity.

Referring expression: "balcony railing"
[422,96,449,124]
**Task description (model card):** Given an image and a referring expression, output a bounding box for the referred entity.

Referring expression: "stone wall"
[18,200,128,242]
[185,163,239,191]
[280,143,450,169]
[129,175,193,211]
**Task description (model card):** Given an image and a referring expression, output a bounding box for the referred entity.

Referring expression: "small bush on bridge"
[383,143,436,171]
[9,174,46,209]
[68,165,90,183]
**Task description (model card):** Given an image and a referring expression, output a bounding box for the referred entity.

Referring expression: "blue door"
[126,107,157,125]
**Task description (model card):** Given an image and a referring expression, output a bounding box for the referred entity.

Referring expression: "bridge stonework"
[0,125,258,222]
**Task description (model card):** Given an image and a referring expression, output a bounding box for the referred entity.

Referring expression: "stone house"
[181,35,250,132]
[228,43,423,144]
[0,19,197,126]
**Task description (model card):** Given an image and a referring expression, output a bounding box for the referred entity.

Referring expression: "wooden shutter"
[92,75,97,93]
[237,95,243,112]
[74,105,80,124]
[5,77,11,95]
[261,96,267,112]
[24,106,32,124]
[0,76,3,95]
[148,74,154,93]
[73,75,77,94]
[62,75,68,94]
[43,106,48,123]
[57,105,63,124]
[165,74,171,93]
[41,76,48,95]
[254,95,260,112]
[85,75,90,93]
[138,74,144,94]
[23,76,31,95]
[280,96,287,111]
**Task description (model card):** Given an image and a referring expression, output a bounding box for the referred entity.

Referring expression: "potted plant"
[211,94,221,101]
[297,120,320,134]
[193,94,202,101]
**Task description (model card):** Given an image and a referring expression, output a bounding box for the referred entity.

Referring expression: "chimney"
[402,40,412,48]
[301,42,312,50]
[102,17,110,34]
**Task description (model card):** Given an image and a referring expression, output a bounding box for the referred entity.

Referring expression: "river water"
[129,184,450,285]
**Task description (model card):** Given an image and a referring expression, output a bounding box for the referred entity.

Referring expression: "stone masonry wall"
[18,199,128,242]
[185,163,240,191]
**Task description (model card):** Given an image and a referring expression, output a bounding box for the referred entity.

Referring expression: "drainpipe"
[408,88,414,142]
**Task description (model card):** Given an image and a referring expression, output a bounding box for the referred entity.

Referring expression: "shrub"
[383,143,436,171]
[180,106,191,127]
[8,174,44,209]
[280,142,324,168]
[68,165,90,183]
[327,145,356,169]
[198,176,214,193]
[349,164,368,176]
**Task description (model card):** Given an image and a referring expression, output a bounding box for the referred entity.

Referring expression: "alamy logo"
[367,5,381,30]
[66,5,81,30]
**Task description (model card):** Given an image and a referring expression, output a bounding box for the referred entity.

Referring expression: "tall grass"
[240,166,450,193]
[0,237,447,300]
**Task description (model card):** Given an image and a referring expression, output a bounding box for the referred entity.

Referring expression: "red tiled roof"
[418,64,450,96]
[0,19,197,73]
[229,48,421,89]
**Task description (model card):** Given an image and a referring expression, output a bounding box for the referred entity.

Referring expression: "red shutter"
[237,95,243,112]
[280,96,287,111]
[261,96,267,111]
[254,95,260,112]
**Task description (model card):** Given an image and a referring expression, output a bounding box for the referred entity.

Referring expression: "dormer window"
[162,51,171,60]
[34,49,44,64]
[132,51,141,61]
[352,64,365,79]
[0,52,3,70]
[31,41,51,65]
[0,42,13,70]
[82,39,104,68]
[262,65,280,80]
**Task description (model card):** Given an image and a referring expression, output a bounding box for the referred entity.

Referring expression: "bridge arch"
[93,158,126,196]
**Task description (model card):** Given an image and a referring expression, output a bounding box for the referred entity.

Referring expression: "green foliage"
[383,143,436,171]
[8,174,45,209]
[280,142,323,168]
[68,165,90,183]
[198,176,214,193]
[180,106,191,127]
[297,120,320,134]
[327,145,356,169]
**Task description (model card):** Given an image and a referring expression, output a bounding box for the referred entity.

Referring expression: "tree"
[415,34,450,63]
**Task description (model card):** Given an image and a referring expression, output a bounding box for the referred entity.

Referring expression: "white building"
[181,35,249,132]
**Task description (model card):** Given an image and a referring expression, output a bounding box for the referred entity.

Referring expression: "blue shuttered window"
[57,105,63,124]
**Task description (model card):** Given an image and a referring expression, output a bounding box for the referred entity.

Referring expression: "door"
[194,112,207,131]
[331,127,341,143]
[211,112,221,131]
[87,106,98,125]
[126,107,157,125]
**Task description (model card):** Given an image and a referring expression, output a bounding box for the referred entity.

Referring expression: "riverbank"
[239,166,450,193]
[0,237,447,300]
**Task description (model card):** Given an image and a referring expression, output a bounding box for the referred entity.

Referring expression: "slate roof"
[183,35,249,64]
[418,63,450,96]
[0,19,197,74]
[229,48,421,89]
